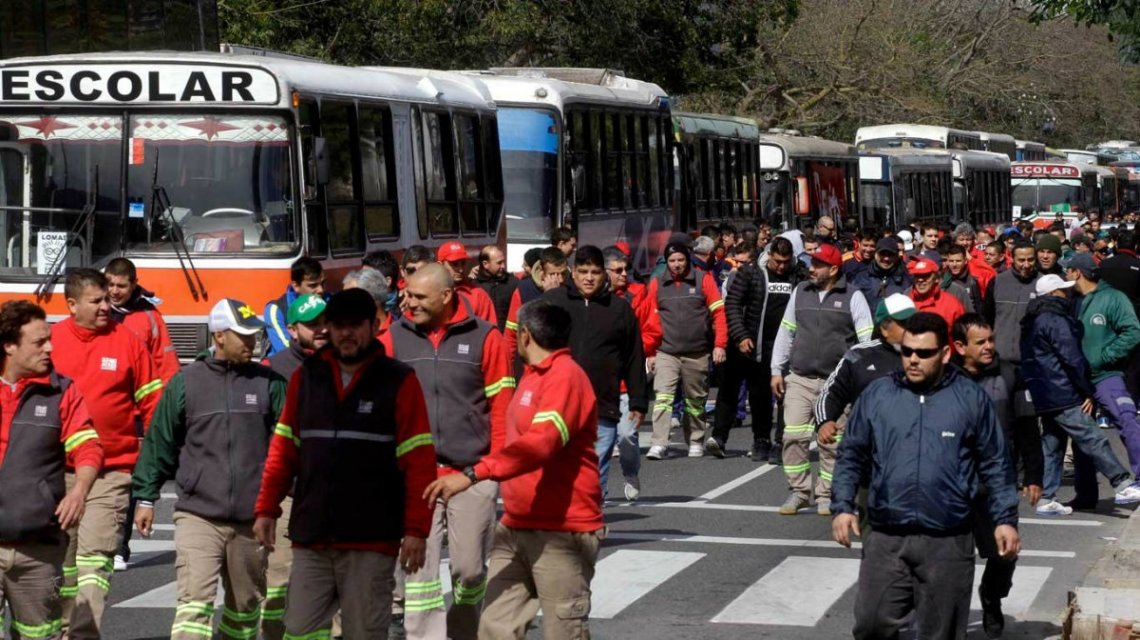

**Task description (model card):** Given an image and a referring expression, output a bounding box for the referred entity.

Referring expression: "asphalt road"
[102,422,1137,640]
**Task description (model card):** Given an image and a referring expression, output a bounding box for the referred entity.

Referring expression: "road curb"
[1064,504,1140,638]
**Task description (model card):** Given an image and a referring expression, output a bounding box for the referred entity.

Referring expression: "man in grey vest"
[771,243,873,516]
[132,299,287,640]
[390,264,514,640]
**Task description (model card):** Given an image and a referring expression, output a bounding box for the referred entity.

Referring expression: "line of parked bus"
[0,47,1135,355]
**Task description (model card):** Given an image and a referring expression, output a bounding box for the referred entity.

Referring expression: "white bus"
[1015,140,1048,162]
[0,50,505,356]
[951,151,1011,227]
[464,68,672,273]
[758,134,860,232]
[672,112,760,233]
[1011,161,1098,226]
[858,150,954,230]
[855,124,984,152]
[977,131,1016,160]
[1060,148,1115,167]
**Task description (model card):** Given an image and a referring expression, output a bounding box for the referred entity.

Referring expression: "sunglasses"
[607,266,628,274]
[900,346,942,359]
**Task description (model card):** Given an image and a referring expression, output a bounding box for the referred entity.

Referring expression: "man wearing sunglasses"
[832,312,1020,640]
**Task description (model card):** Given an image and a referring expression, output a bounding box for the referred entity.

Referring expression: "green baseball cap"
[874,293,917,326]
[287,293,327,324]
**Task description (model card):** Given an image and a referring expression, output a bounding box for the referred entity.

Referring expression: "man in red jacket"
[908,257,964,341]
[104,257,181,384]
[438,240,500,327]
[0,300,103,640]
[253,289,435,639]
[52,269,162,639]
[425,299,602,640]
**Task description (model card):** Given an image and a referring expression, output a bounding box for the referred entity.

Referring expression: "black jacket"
[832,367,1018,533]
[724,262,807,349]
[814,339,902,425]
[544,284,648,421]
[474,267,517,332]
[957,359,1044,488]
[1020,295,1096,414]
[1098,251,1140,312]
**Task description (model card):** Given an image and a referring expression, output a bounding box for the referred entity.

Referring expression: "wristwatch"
[462,466,479,484]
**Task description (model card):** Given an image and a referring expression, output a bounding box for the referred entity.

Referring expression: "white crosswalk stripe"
[590,550,705,618]
[711,556,860,626]
[970,565,1053,619]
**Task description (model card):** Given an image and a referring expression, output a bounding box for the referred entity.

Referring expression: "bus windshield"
[124,114,297,255]
[497,107,559,244]
[859,183,893,228]
[859,138,945,150]
[759,175,791,229]
[1012,178,1082,214]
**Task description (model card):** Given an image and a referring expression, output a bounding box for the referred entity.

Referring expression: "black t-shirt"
[761,269,795,346]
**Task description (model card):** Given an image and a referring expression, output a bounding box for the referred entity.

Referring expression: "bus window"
[499,107,557,241]
[421,111,458,236]
[455,113,484,235]
[299,100,328,256]
[321,102,364,256]
[604,113,621,209]
[588,111,603,211]
[358,104,398,239]
[635,116,649,208]
[621,114,634,209]
[647,117,661,207]
[480,115,504,234]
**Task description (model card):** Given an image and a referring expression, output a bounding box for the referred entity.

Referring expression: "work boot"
[750,439,771,463]
[979,587,1004,639]
[704,436,725,458]
[778,493,810,515]
[767,441,783,466]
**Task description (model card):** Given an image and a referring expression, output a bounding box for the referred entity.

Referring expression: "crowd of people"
[0,211,1138,640]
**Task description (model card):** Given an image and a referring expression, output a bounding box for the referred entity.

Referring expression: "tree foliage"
[1027,0,1140,62]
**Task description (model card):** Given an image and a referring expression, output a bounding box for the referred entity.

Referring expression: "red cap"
[437,241,468,263]
[810,244,843,268]
[908,258,940,276]
[615,241,632,258]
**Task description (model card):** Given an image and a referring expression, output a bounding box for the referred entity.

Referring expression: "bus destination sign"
[1011,164,1080,178]
[0,64,279,105]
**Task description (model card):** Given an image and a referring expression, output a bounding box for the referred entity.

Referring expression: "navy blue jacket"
[1019,295,1096,414]
[849,260,912,313]
[832,367,1018,533]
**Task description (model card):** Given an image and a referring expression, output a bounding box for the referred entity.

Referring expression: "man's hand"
[770,375,785,400]
[1081,397,1095,415]
[712,347,727,365]
[627,411,644,428]
[400,536,427,574]
[738,338,754,356]
[423,473,473,504]
[55,487,87,530]
[647,356,656,375]
[818,421,840,445]
[832,512,861,548]
[994,524,1020,559]
[1022,484,1042,506]
[541,271,564,291]
[253,517,277,552]
[134,504,155,537]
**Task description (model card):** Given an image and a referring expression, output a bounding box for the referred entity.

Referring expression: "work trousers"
[1,540,67,639]
[711,347,772,447]
[405,479,497,640]
[853,529,975,640]
[169,511,266,640]
[1093,376,1140,478]
[61,470,130,640]
[781,373,840,498]
[1041,406,1132,500]
[478,523,603,640]
[262,495,292,640]
[284,548,396,639]
[651,352,710,447]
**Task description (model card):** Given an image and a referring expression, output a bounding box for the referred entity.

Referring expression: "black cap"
[664,243,691,261]
[324,288,377,324]
[876,236,902,253]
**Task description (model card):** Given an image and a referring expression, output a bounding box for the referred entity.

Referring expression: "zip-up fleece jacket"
[110,285,181,384]
[813,339,902,425]
[455,281,499,328]
[850,260,912,312]
[263,284,299,358]
[1098,251,1140,311]
[771,277,874,378]
[388,301,513,475]
[544,283,648,421]
[473,349,602,532]
[725,262,806,351]
[255,343,436,554]
[132,357,287,523]
[1020,295,1096,414]
[645,266,728,355]
[832,368,1018,533]
[941,270,983,313]
[958,360,1043,488]
[474,267,517,332]
[51,318,162,472]
[0,373,102,543]
[615,282,661,356]
[983,268,1039,364]
[267,342,309,382]
[1075,283,1140,383]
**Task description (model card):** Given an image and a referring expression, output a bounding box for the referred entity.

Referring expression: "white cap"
[1035,274,1075,297]
[207,299,266,336]
[897,229,914,251]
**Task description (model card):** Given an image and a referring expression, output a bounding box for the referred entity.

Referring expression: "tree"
[1027,0,1140,62]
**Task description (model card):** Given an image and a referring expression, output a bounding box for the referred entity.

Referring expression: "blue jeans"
[596,393,641,500]
[1041,405,1132,500]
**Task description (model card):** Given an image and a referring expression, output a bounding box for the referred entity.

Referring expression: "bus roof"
[673,112,759,139]
[1016,139,1046,150]
[759,134,855,170]
[459,68,667,111]
[858,150,952,182]
[0,50,498,110]
[977,131,1015,145]
[854,123,980,145]
[1059,149,1113,166]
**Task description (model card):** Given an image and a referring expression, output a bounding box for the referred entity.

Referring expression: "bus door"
[0,144,31,268]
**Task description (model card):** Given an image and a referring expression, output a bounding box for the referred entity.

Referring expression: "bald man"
[474,245,517,332]
[388,264,514,639]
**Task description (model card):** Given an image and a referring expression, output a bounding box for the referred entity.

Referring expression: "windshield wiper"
[35,165,99,300]
[149,150,208,301]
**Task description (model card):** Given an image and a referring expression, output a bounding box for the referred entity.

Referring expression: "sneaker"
[646,445,667,461]
[113,555,128,572]
[704,437,725,458]
[1035,499,1073,516]
[688,443,704,458]
[623,479,641,502]
[750,439,772,463]
[767,442,783,466]
[1114,481,1140,505]
[778,493,810,515]
[670,416,681,430]
[816,498,832,516]
[979,587,1004,639]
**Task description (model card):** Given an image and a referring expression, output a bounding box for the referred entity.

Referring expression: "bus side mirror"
[313,137,330,186]
[795,176,810,215]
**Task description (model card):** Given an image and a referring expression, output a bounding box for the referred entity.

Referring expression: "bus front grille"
[167,323,208,361]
